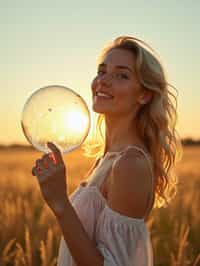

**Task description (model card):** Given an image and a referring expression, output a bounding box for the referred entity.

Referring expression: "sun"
[63,109,88,135]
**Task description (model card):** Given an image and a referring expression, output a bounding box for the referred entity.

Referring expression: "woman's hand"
[32,142,69,217]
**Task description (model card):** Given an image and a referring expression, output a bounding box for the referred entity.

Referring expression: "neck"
[103,113,143,154]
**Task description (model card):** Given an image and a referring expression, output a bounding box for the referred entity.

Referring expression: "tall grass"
[0,146,199,265]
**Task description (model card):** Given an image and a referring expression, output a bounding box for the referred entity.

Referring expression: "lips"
[95,91,114,99]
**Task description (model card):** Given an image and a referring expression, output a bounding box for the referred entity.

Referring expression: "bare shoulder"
[107,147,153,218]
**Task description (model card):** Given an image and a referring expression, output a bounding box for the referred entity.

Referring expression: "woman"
[32,36,182,266]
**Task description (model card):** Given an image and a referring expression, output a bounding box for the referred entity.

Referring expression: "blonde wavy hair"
[82,36,183,209]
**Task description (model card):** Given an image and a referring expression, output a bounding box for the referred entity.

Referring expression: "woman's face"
[91,48,143,116]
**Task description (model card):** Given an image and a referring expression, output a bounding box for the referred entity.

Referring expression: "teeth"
[96,92,113,99]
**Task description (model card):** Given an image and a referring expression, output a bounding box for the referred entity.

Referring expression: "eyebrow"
[98,63,134,74]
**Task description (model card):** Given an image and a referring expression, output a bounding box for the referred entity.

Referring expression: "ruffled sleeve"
[95,205,153,266]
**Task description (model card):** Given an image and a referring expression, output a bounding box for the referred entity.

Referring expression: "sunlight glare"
[63,109,88,135]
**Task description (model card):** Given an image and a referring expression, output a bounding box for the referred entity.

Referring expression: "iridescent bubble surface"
[21,85,90,154]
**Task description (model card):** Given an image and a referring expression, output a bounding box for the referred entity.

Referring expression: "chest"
[88,157,115,200]
[99,173,111,200]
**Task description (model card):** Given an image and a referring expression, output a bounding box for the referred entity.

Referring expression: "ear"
[138,90,153,105]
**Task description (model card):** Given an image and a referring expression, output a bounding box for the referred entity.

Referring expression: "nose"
[97,73,113,87]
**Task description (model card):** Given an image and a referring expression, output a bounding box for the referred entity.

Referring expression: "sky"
[0,0,199,145]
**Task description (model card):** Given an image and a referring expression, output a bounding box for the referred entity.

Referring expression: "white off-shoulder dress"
[57,145,154,266]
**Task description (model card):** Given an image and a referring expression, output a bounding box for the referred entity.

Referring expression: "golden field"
[0,146,199,266]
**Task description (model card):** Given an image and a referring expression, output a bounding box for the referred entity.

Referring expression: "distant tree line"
[181,138,200,146]
[0,138,200,150]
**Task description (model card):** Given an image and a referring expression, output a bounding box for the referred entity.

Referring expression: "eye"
[97,70,105,76]
[97,70,129,80]
[116,73,129,79]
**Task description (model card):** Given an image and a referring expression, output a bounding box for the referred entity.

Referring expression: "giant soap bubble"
[21,85,91,154]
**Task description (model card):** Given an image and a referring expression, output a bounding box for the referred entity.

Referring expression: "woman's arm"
[32,142,104,266]
[56,200,104,266]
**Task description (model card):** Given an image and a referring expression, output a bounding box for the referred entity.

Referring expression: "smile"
[95,91,114,99]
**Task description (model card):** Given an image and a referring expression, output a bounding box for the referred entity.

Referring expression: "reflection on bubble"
[21,85,91,154]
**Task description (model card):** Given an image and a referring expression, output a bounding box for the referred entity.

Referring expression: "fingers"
[43,153,55,166]
[32,143,65,183]
[32,156,54,178]
[32,165,43,178]
[32,165,49,183]
[47,142,63,164]
[36,159,46,170]
[32,167,36,176]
